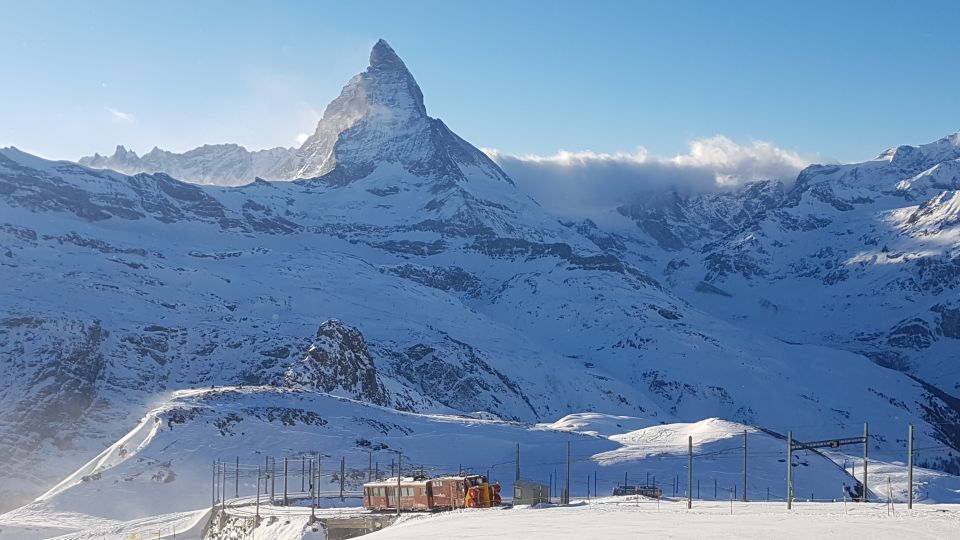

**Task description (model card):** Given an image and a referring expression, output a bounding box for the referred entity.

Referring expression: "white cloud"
[668,136,812,188]
[295,132,310,145]
[105,107,135,124]
[485,136,817,220]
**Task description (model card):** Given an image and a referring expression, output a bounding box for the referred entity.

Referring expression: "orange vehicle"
[363,474,501,512]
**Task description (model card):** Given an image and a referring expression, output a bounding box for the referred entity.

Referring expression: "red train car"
[363,474,501,512]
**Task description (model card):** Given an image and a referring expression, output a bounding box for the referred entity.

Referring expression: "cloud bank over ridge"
[485,136,817,221]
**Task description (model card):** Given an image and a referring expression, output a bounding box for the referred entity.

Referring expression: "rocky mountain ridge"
[602,132,960,395]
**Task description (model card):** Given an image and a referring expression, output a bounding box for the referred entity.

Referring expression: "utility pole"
[368,452,373,482]
[340,456,346,501]
[396,453,402,517]
[863,422,869,502]
[564,441,571,504]
[687,435,693,509]
[742,430,748,502]
[310,459,316,522]
[283,457,288,506]
[907,424,914,509]
[271,457,276,504]
[301,458,305,492]
[316,455,321,510]
[255,466,261,524]
[787,431,793,510]
[594,471,597,498]
[221,461,226,511]
[235,456,239,498]
[515,443,520,482]
[211,460,217,507]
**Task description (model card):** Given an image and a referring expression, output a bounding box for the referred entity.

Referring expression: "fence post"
[340,456,346,502]
[687,435,693,509]
[212,460,217,507]
[787,431,793,510]
[516,443,521,482]
[863,422,869,502]
[907,424,914,509]
[742,430,748,502]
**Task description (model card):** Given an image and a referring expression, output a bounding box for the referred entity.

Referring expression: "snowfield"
[2,387,958,539]
[365,499,960,540]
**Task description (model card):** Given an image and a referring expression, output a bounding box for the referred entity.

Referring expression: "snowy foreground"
[2,399,960,539]
[370,499,960,540]
[2,499,958,539]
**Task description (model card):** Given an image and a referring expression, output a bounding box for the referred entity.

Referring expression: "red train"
[363,474,502,512]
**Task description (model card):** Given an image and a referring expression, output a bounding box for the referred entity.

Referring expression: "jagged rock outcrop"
[283,320,389,405]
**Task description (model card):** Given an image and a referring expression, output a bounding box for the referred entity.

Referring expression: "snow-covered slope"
[4,389,958,539]
[361,501,960,540]
[610,133,960,403]
[2,39,960,521]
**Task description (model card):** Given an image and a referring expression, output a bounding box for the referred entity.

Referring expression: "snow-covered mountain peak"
[113,145,137,159]
[287,39,440,180]
[370,39,417,76]
[875,131,960,168]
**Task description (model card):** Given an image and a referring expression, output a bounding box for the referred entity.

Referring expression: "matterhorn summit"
[290,39,428,180]
[282,39,512,184]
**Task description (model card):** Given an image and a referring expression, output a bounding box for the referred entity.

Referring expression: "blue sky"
[2,0,958,163]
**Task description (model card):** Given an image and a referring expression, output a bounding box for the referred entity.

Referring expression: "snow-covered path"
[365,498,960,539]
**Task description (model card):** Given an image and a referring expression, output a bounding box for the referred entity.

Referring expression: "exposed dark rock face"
[383,336,536,421]
[381,264,483,296]
[284,320,389,406]
[932,304,960,339]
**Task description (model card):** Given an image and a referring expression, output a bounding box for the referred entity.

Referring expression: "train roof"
[363,476,430,487]
[362,473,485,488]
